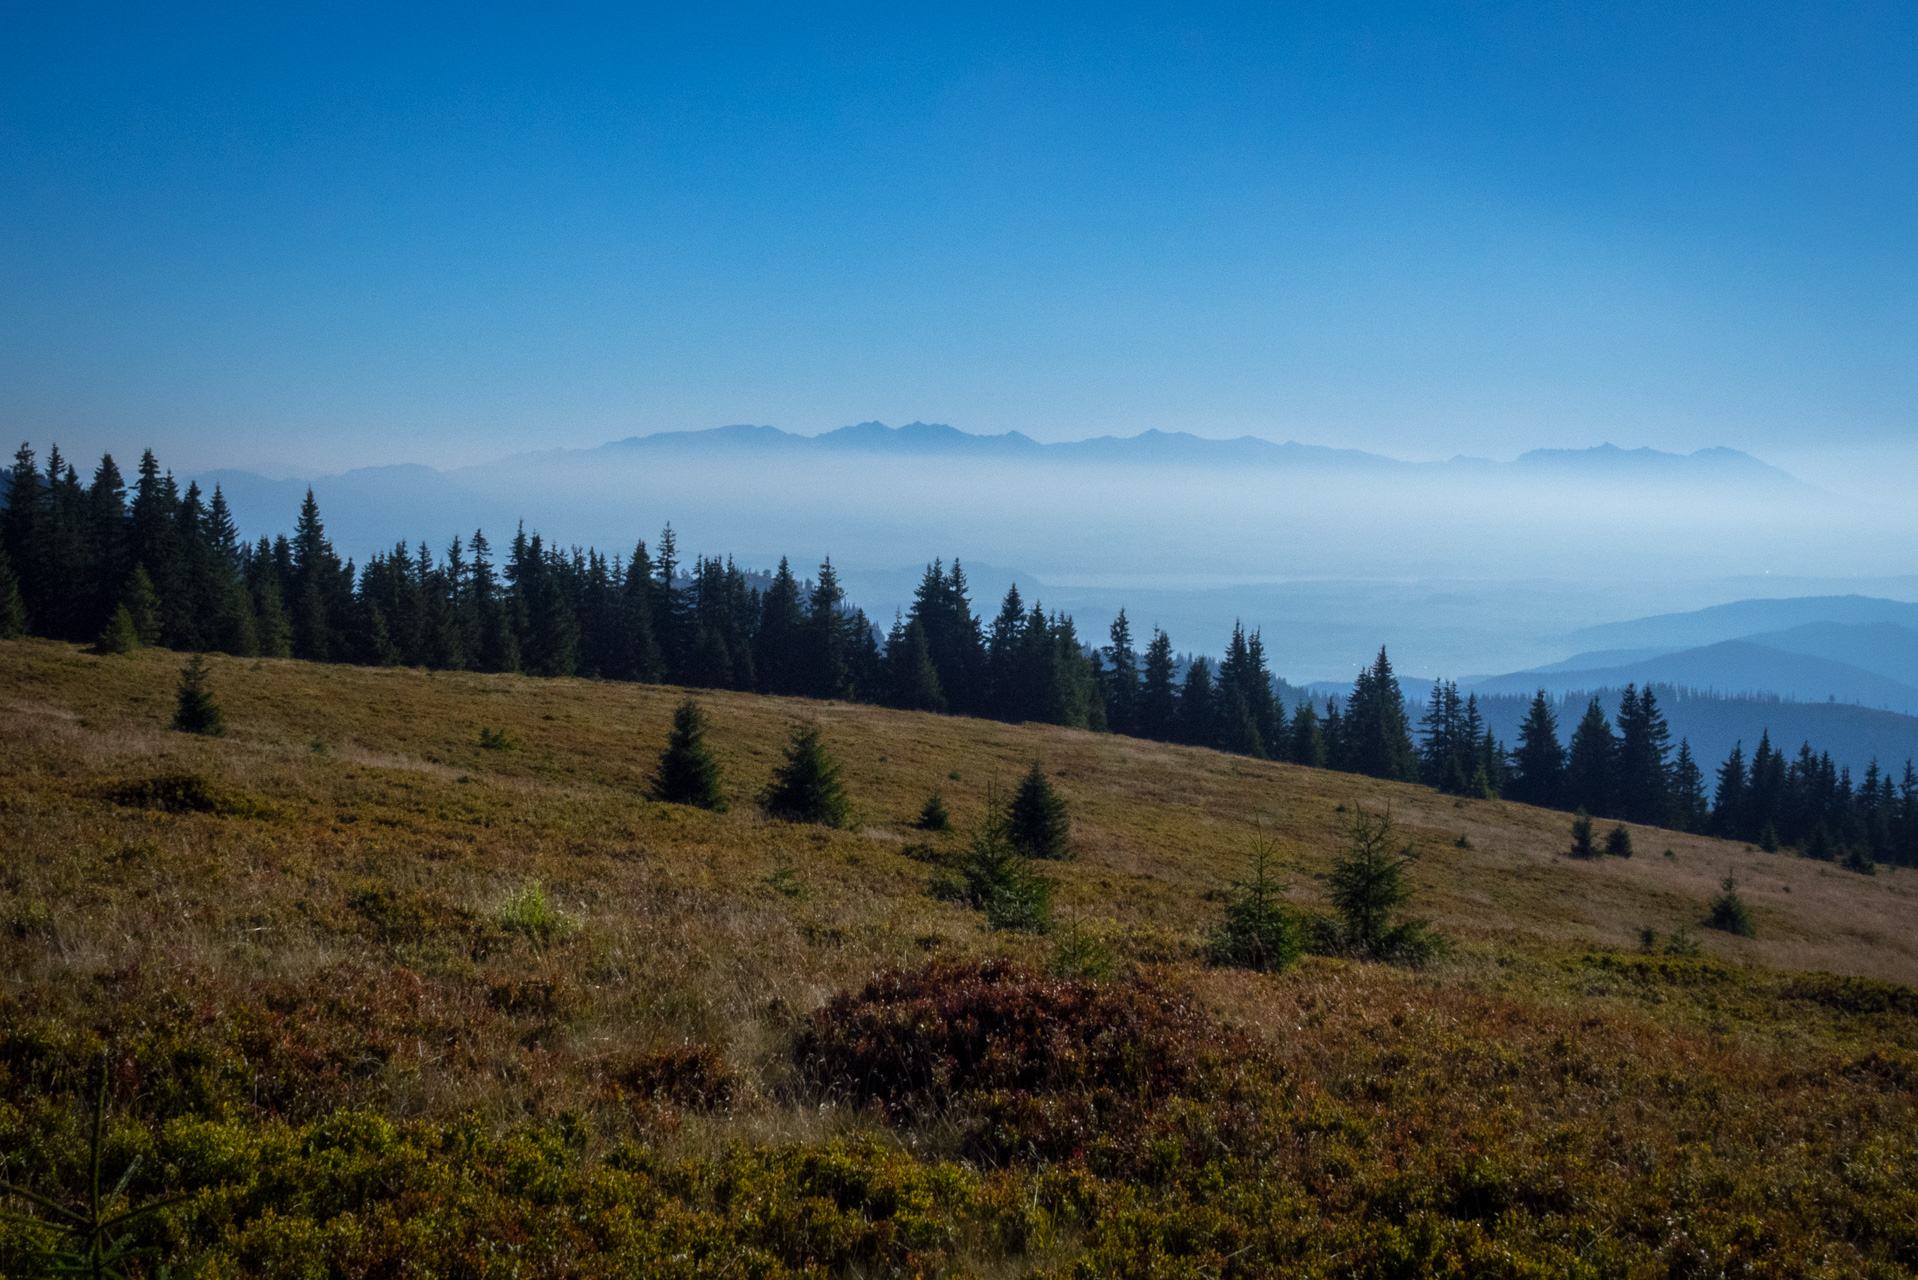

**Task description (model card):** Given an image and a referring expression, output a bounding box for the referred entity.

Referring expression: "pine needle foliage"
[96,604,139,655]
[761,723,851,828]
[915,791,950,831]
[0,1052,186,1278]
[953,792,1051,933]
[1568,809,1597,859]
[651,698,727,811]
[1606,824,1634,859]
[1325,806,1444,966]
[1708,871,1756,937]
[170,653,225,736]
[1007,762,1070,860]
[1206,829,1302,973]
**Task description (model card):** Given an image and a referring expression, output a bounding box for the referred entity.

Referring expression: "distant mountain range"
[566,422,1810,485]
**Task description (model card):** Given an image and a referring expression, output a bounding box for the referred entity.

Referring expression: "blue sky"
[3,2,1915,478]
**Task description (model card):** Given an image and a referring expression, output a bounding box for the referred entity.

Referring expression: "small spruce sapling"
[171,653,225,736]
[1707,870,1755,937]
[652,698,728,811]
[953,789,1051,932]
[915,791,951,832]
[1568,809,1596,859]
[761,722,852,828]
[97,604,140,655]
[1759,822,1780,854]
[1007,762,1070,859]
[1605,823,1634,859]
[1206,828,1301,973]
[1326,806,1443,965]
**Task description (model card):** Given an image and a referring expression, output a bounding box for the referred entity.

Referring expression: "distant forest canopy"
[5,441,1916,866]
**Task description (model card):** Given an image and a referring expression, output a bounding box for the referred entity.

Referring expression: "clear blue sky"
[3,3,1914,478]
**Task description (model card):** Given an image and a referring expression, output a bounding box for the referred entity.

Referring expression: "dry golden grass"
[6,637,1918,1276]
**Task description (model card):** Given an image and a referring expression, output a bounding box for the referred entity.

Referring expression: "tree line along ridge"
[5,440,1916,867]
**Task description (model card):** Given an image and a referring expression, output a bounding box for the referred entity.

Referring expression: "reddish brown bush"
[794,959,1261,1163]
[618,1042,736,1110]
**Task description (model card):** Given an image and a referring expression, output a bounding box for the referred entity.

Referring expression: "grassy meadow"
[3,638,1918,1277]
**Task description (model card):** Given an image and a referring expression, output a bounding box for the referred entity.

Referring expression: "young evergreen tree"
[1707,870,1755,937]
[916,791,950,831]
[1138,628,1179,742]
[652,698,728,811]
[171,653,225,736]
[762,723,852,827]
[1007,762,1070,860]
[120,563,161,646]
[1605,823,1634,858]
[1206,831,1301,973]
[1326,807,1441,964]
[1568,809,1596,859]
[954,792,1052,932]
[97,604,139,654]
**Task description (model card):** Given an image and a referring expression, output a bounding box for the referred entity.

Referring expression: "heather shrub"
[617,1043,736,1110]
[794,959,1257,1163]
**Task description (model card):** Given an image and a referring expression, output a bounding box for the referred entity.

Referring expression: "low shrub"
[794,959,1256,1163]
[617,1043,737,1110]
[104,773,278,819]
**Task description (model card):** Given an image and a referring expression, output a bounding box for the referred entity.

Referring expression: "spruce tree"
[954,792,1052,932]
[1103,608,1139,737]
[1179,655,1216,747]
[884,616,947,712]
[1139,628,1178,741]
[762,723,852,827]
[1511,691,1570,810]
[916,791,950,831]
[171,653,225,736]
[1605,823,1634,858]
[1206,832,1300,973]
[1326,807,1441,964]
[1289,699,1327,767]
[0,543,25,639]
[97,604,139,654]
[1008,761,1070,860]
[1568,809,1596,859]
[1563,697,1618,816]
[120,563,161,646]
[652,698,728,811]
[1670,739,1708,832]
[1343,648,1418,782]
[1707,871,1755,937]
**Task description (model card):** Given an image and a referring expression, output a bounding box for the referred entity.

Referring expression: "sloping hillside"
[4,639,1918,1276]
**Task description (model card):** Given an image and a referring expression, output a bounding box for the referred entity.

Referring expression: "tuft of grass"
[495,880,569,941]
